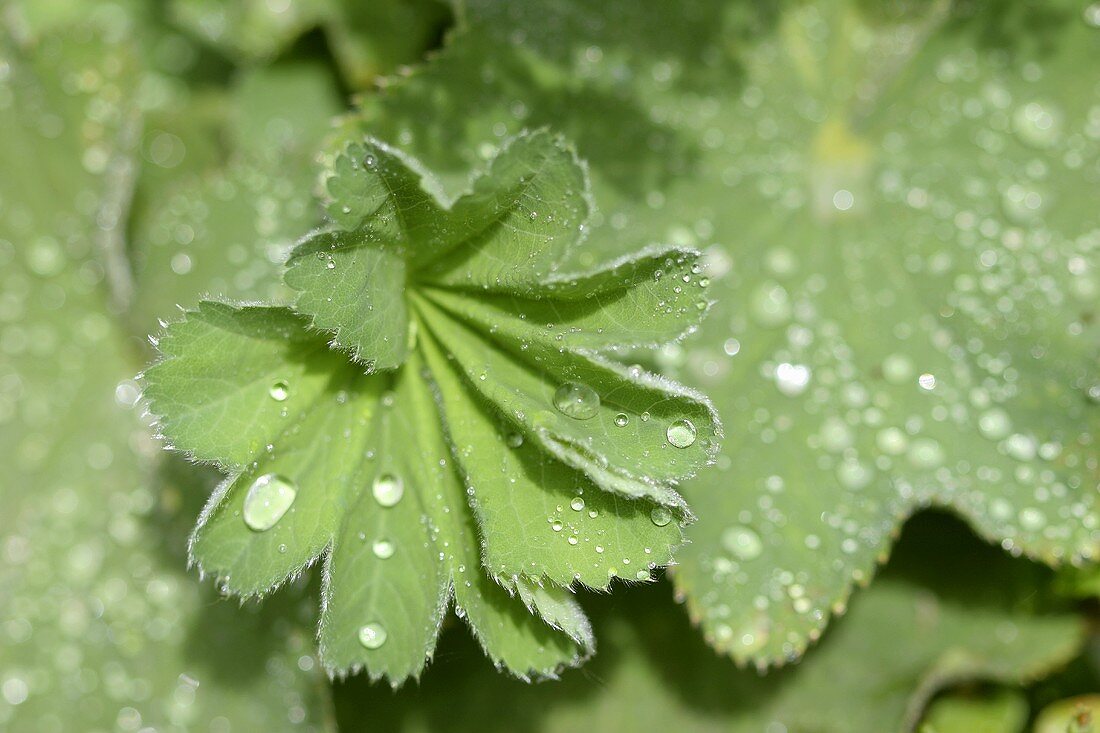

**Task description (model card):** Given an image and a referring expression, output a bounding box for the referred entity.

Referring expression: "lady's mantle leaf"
[143,133,721,680]
[353,0,1100,668]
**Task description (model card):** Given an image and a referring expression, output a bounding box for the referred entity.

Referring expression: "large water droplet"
[372,473,404,507]
[372,539,395,559]
[553,382,600,420]
[650,506,672,527]
[666,419,697,448]
[358,622,387,649]
[570,497,585,511]
[242,473,297,531]
[721,525,763,560]
[269,381,289,401]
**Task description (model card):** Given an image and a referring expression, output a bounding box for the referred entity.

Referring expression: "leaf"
[0,24,332,732]
[169,0,452,88]
[128,57,343,339]
[353,0,1100,665]
[1035,695,1100,733]
[918,690,1029,733]
[170,0,330,62]
[143,130,721,679]
[330,513,1084,733]
[321,0,453,90]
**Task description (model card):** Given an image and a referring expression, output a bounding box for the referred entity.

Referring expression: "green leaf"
[919,690,1029,733]
[170,0,330,62]
[1035,695,1100,733]
[355,0,1100,666]
[0,25,331,731]
[331,514,1084,733]
[143,130,720,679]
[321,0,452,90]
[128,57,343,340]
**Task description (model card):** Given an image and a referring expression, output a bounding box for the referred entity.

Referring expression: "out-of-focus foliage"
[1,0,1098,730]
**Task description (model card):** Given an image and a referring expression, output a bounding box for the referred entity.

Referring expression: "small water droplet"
[242,474,297,531]
[358,622,387,649]
[650,506,672,527]
[570,497,585,511]
[269,381,289,401]
[666,419,697,448]
[721,525,762,560]
[978,408,1012,440]
[614,413,629,427]
[917,373,936,391]
[553,382,600,420]
[372,539,395,559]
[372,473,404,507]
[505,432,524,448]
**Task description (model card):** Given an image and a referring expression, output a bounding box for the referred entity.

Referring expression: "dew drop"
[837,460,873,490]
[666,419,697,448]
[553,382,600,420]
[774,362,811,396]
[372,473,404,507]
[750,280,791,327]
[269,381,289,401]
[614,413,629,427]
[358,622,387,649]
[1018,507,1046,531]
[372,539,395,559]
[242,473,297,531]
[570,497,585,512]
[505,432,524,448]
[917,373,936,391]
[650,506,672,527]
[978,408,1012,440]
[721,525,762,560]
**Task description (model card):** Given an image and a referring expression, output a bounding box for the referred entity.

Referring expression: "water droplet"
[372,539,395,559]
[917,373,936,391]
[650,506,672,527]
[666,419,697,448]
[505,432,524,448]
[1018,507,1046,531]
[553,382,600,420]
[1013,101,1061,149]
[363,153,377,169]
[774,362,811,396]
[978,408,1012,440]
[837,460,873,490]
[750,280,791,327]
[882,354,913,384]
[358,622,387,649]
[242,474,297,531]
[269,381,289,401]
[372,473,404,507]
[614,413,629,427]
[1086,2,1100,27]
[570,497,585,511]
[721,525,762,560]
